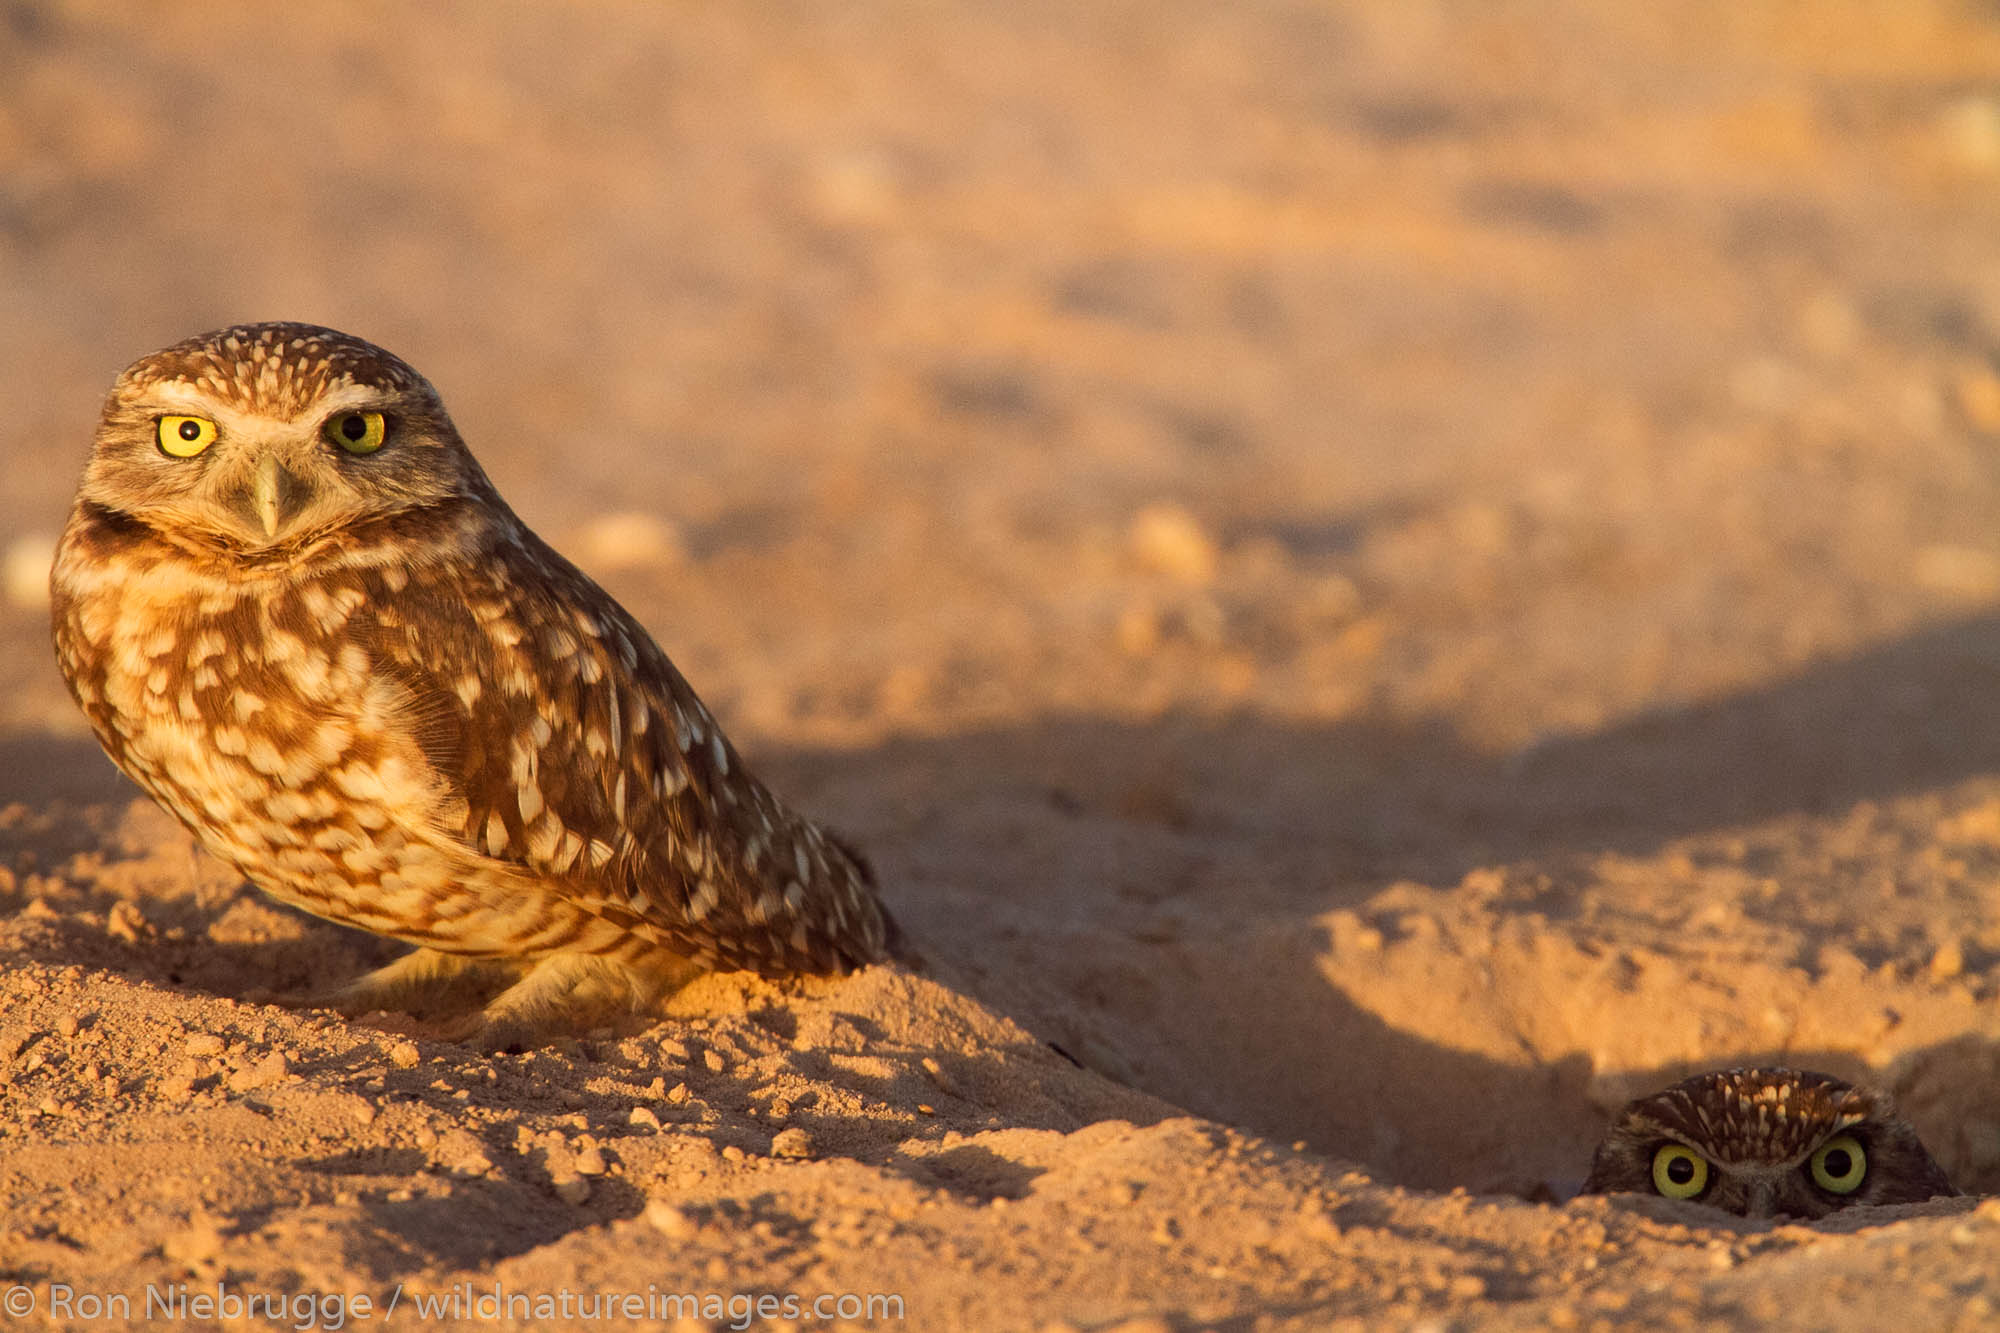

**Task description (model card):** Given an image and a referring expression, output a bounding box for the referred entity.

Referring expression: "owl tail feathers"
[875,899,923,972]
[824,827,925,975]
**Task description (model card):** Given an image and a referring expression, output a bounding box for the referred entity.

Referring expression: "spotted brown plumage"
[1579,1068,1957,1219]
[51,322,896,1045]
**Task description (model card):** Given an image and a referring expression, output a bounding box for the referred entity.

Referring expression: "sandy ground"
[6,1,2000,1328]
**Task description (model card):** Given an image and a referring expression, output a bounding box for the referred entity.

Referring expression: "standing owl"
[51,322,898,1048]
[1579,1068,1957,1219]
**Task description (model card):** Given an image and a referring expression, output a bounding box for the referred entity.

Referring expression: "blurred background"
[6,0,2000,1194]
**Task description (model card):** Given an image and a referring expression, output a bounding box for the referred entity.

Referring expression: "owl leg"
[311,947,523,1018]
[449,949,705,1052]
[441,954,633,1052]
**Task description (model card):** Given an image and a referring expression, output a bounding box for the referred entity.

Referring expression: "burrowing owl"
[51,323,897,1047]
[1579,1068,1956,1219]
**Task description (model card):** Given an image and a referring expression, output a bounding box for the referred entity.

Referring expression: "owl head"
[1579,1068,1957,1219]
[80,323,491,555]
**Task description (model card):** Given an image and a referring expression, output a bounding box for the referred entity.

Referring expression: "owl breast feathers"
[51,322,897,1042]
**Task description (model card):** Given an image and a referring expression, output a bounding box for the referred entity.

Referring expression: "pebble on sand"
[2,533,54,609]
[1127,504,1219,584]
[570,511,687,573]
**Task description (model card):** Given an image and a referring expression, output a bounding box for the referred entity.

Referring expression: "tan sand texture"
[5,1,2000,1327]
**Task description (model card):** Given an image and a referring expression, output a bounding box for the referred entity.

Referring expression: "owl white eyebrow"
[144,383,239,414]
[142,382,395,428]
[306,385,399,419]
[138,389,281,443]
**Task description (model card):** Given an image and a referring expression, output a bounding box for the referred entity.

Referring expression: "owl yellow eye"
[1809,1134,1867,1194]
[157,415,217,458]
[1651,1144,1710,1199]
[324,410,387,455]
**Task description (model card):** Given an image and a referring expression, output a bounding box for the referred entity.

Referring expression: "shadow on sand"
[7,609,2000,1222]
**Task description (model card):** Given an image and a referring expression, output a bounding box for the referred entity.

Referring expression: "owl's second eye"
[157,415,217,458]
[1809,1134,1868,1194]
[1651,1144,1710,1199]
[324,411,387,455]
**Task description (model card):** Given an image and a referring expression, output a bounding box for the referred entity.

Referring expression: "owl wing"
[348,526,892,976]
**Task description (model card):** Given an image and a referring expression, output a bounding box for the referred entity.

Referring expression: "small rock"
[1115,603,1161,655]
[629,1106,661,1130]
[2,533,55,610]
[571,512,686,573]
[227,1050,288,1093]
[920,1056,960,1097]
[1914,544,2000,601]
[106,900,153,944]
[646,1200,697,1239]
[770,1127,815,1159]
[1960,369,2000,433]
[54,1014,78,1040]
[720,1145,746,1163]
[702,1048,726,1073]
[810,148,903,225]
[666,1082,691,1105]
[184,1033,225,1058]
[573,1146,608,1176]
[435,1129,493,1177]
[163,1214,225,1266]
[1127,503,1218,583]
[1940,96,2000,171]
[1931,937,1967,981]
[552,1175,590,1205]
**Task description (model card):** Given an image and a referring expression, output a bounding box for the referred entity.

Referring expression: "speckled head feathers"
[1625,1068,1873,1167]
[112,322,434,420]
[1580,1067,1957,1219]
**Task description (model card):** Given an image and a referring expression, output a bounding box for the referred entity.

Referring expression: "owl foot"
[307,948,523,1019]
[444,954,664,1053]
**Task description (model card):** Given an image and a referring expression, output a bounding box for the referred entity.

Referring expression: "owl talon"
[448,954,648,1051]
[314,948,521,1019]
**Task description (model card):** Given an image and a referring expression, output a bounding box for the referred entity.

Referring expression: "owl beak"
[242,452,312,542]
